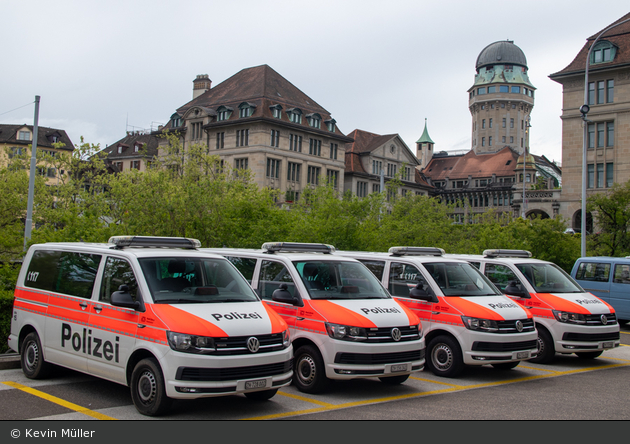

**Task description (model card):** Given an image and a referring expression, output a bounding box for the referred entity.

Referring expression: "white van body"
[336,247,538,377]
[203,243,425,393]
[9,237,292,416]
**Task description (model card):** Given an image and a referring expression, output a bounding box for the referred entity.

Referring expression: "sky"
[1,1,629,166]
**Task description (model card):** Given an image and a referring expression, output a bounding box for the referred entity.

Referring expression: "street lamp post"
[522,116,531,219]
[580,18,630,257]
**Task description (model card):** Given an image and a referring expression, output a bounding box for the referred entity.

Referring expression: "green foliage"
[588,181,630,256]
[0,290,14,354]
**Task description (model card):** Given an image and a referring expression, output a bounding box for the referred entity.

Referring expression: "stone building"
[100,132,159,173]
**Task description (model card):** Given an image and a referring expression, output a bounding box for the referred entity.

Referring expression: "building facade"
[100,132,159,173]
[549,12,630,232]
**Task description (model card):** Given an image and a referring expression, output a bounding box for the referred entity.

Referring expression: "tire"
[529,328,555,364]
[293,345,330,394]
[426,335,464,378]
[244,389,278,401]
[378,374,410,385]
[576,351,603,359]
[130,358,172,416]
[492,361,520,370]
[20,332,52,379]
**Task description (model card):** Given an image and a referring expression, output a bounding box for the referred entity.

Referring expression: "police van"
[447,250,620,363]
[571,256,630,325]
[9,236,293,416]
[336,247,538,378]
[203,243,425,393]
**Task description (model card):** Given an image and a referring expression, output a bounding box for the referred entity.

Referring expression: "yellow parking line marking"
[601,355,630,362]
[243,361,630,420]
[2,381,116,420]
[516,365,561,373]
[276,391,335,407]
[619,331,629,335]
[410,376,463,387]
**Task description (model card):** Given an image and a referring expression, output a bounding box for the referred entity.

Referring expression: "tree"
[588,181,630,256]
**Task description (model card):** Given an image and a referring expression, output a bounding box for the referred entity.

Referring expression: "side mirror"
[272,283,299,305]
[504,281,529,298]
[111,284,143,310]
[409,283,438,303]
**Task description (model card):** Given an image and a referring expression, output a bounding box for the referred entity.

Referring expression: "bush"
[0,290,14,354]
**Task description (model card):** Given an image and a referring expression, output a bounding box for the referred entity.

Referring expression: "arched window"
[590,41,616,65]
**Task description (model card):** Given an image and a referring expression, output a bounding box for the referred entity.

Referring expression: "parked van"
[9,236,293,416]
[203,242,425,393]
[336,247,538,378]
[571,256,630,324]
[447,250,620,363]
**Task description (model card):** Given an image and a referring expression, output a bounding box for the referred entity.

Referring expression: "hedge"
[0,290,14,354]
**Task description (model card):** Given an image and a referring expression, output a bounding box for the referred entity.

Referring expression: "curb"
[0,353,21,370]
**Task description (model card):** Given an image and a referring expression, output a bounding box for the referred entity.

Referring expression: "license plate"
[517,351,530,359]
[245,379,267,389]
[603,342,614,349]
[391,364,408,372]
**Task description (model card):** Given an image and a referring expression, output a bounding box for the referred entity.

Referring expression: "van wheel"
[492,361,520,370]
[378,374,410,385]
[293,345,330,394]
[576,351,603,359]
[130,358,172,416]
[426,335,464,378]
[21,332,52,379]
[244,389,278,401]
[529,328,555,364]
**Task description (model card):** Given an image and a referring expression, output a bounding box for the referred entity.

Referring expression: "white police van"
[204,242,425,393]
[9,236,293,416]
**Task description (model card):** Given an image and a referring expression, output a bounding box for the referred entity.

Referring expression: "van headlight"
[325,323,368,341]
[283,329,291,348]
[462,316,499,332]
[167,331,216,354]
[553,310,587,324]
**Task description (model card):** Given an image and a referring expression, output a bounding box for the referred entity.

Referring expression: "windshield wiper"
[154,299,199,304]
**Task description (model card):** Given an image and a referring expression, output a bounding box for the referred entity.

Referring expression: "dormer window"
[287,108,302,124]
[170,113,182,128]
[307,113,321,129]
[18,130,31,141]
[216,106,233,122]
[591,41,616,64]
[134,144,140,153]
[325,119,336,132]
[117,145,123,154]
[238,102,256,118]
[270,104,283,119]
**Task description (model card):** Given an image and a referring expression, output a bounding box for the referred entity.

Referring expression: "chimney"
[193,74,211,99]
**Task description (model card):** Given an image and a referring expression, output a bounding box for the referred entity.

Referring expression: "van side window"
[484,264,520,292]
[359,260,386,280]
[100,257,138,303]
[613,264,630,284]
[25,250,101,299]
[259,260,296,300]
[389,262,425,297]
[576,262,611,282]
[226,256,257,283]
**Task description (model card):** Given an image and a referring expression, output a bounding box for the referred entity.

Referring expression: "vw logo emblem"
[391,328,401,342]
[601,314,608,325]
[515,320,523,332]
[247,337,260,353]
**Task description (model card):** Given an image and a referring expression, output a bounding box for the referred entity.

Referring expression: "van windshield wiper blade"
[154,299,199,304]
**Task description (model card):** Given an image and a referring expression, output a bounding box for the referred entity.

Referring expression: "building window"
[236,129,249,147]
[46,168,56,178]
[270,105,282,119]
[591,41,616,64]
[117,146,123,154]
[588,164,594,188]
[404,167,411,181]
[489,136,493,147]
[191,122,203,140]
[216,132,225,149]
[488,86,496,93]
[290,134,302,152]
[510,136,514,143]
[309,138,321,156]
[307,166,320,185]
[511,86,521,93]
[597,163,604,188]
[238,103,255,118]
[589,79,614,105]
[588,122,614,148]
[326,119,336,132]
[327,170,338,189]
[235,158,248,171]
[482,119,486,129]
[357,181,367,197]
[386,164,397,177]
[131,161,140,170]
[115,161,123,171]
[607,122,614,146]
[18,131,30,141]
[502,118,506,128]
[500,85,509,93]
[502,136,506,143]
[372,184,380,193]
[482,137,485,147]
[266,158,280,179]
[270,130,280,147]
[478,87,486,95]
[489,118,493,128]
[287,162,301,182]
[607,80,614,103]
[606,163,614,187]
[330,143,338,160]
[217,106,232,121]
[307,114,321,129]
[372,160,382,175]
[288,109,302,124]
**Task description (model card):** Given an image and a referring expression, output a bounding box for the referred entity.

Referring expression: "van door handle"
[297,317,305,321]
[137,324,146,328]
[79,302,88,310]
[432,311,440,315]
[93,305,102,314]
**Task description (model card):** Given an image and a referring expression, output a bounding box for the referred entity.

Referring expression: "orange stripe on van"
[308,300,378,328]
[150,305,228,337]
[445,298,507,321]
[261,303,289,333]
[394,301,421,325]
[534,293,601,314]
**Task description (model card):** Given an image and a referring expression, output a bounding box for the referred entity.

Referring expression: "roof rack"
[261,242,335,254]
[388,246,444,257]
[483,249,532,258]
[108,236,201,250]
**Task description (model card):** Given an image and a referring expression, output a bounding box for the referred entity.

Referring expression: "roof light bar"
[108,236,201,250]
[261,242,335,254]
[388,246,444,257]
[483,249,532,258]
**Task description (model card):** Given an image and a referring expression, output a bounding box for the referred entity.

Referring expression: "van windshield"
[138,257,259,303]
[516,263,584,294]
[293,260,390,300]
[423,262,501,297]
